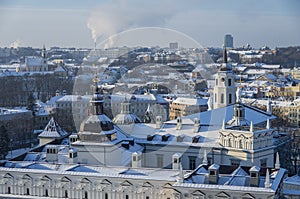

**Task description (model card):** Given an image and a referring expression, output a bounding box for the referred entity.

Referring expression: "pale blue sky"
[0,0,299,48]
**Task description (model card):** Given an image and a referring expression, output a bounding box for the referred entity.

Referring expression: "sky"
[0,0,299,48]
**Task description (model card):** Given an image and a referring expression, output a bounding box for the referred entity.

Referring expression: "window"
[216,78,218,86]
[84,191,88,199]
[260,159,267,167]
[64,190,68,198]
[239,140,243,149]
[105,193,108,199]
[189,156,196,170]
[229,93,232,104]
[221,94,224,104]
[7,187,11,194]
[228,79,232,86]
[125,195,129,199]
[215,94,217,103]
[26,188,30,195]
[174,158,178,164]
[250,173,257,177]
[45,189,48,197]
[157,154,163,168]
[231,159,240,166]
[209,170,215,175]
[146,197,150,199]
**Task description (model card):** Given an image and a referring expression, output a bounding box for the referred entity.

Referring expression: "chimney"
[69,148,78,164]
[193,118,200,133]
[156,116,162,129]
[176,117,182,130]
[69,134,78,145]
[249,166,260,187]
[62,90,67,96]
[178,163,184,183]
[132,152,141,168]
[172,153,182,170]
[46,145,58,162]
[208,164,220,184]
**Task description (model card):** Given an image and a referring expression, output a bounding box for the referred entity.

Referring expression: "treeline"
[0,74,74,107]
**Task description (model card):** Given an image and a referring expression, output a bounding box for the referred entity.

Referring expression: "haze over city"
[0,0,299,48]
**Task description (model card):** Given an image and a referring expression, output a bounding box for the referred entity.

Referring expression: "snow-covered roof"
[284,174,300,186]
[0,162,179,182]
[38,118,68,138]
[180,165,286,192]
[172,97,208,106]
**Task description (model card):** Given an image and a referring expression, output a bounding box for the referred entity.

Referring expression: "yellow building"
[169,97,208,120]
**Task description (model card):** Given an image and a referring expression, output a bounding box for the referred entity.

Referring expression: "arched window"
[221,94,224,104]
[228,138,232,147]
[228,78,232,86]
[239,140,243,149]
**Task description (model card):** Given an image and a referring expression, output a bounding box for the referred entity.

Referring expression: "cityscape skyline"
[0,0,299,48]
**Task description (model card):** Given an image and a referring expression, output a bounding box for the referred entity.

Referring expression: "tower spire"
[264,169,271,188]
[91,76,104,115]
[223,48,228,64]
[275,152,280,169]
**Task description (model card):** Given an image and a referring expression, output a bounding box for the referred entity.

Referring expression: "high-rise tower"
[224,34,233,49]
[213,48,236,109]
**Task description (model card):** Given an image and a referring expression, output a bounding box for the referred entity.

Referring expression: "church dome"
[80,114,114,133]
[112,98,141,125]
[113,113,141,125]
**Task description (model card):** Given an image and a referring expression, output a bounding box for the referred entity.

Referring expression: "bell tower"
[213,48,236,109]
[41,45,48,71]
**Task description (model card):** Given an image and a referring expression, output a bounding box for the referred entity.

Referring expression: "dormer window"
[209,170,215,175]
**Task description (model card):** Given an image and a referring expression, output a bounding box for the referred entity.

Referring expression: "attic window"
[250,173,257,177]
[209,170,215,175]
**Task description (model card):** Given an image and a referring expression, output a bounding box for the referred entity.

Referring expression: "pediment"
[100,179,112,185]
[216,191,230,198]
[41,175,51,181]
[163,183,173,188]
[121,180,132,186]
[3,173,13,179]
[191,190,205,196]
[142,182,153,188]
[22,174,32,181]
[242,193,255,199]
[80,178,91,184]
[61,176,71,183]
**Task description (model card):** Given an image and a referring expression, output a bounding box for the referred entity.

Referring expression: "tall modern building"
[224,34,233,48]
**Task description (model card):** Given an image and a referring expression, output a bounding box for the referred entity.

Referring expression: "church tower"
[213,48,236,109]
[41,45,48,71]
